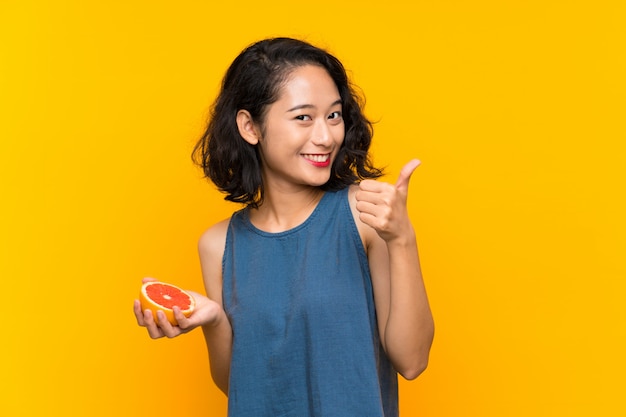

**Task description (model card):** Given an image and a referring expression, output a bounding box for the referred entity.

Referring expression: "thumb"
[395,159,421,191]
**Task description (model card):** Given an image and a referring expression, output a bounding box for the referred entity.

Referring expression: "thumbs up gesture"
[355,159,420,242]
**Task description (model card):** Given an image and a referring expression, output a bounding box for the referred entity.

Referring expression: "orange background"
[2,1,625,416]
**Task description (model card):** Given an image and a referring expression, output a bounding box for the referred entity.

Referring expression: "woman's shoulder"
[346,184,362,221]
[197,218,231,304]
[198,217,231,259]
[346,184,377,250]
[197,218,231,292]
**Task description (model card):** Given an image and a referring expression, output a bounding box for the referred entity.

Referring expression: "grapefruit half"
[139,281,195,326]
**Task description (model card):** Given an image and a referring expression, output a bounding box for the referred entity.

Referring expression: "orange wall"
[2,1,625,416]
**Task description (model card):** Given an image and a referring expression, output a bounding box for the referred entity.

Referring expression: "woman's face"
[256,64,345,191]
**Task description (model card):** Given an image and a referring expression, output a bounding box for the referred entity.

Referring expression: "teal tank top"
[222,187,398,416]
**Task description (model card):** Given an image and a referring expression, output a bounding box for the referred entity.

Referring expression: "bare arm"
[133,218,233,393]
[132,219,233,393]
[197,219,233,394]
[352,160,434,380]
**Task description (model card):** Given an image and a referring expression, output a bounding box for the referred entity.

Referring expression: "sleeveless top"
[222,187,398,416]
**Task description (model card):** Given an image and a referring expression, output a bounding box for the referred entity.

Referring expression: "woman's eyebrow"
[287,99,342,113]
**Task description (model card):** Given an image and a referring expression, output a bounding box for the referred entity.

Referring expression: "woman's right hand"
[133,279,224,339]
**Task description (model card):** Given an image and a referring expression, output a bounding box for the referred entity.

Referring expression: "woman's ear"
[236,110,261,145]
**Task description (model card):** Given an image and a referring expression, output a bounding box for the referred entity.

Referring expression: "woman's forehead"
[275,65,340,107]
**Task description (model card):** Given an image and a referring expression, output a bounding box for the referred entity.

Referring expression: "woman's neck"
[248,186,324,233]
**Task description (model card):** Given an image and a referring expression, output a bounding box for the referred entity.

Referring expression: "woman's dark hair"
[192,37,383,207]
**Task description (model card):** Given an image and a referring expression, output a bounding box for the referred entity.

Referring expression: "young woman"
[134,37,434,416]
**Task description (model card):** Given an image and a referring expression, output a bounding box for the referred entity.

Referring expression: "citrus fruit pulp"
[139,281,195,326]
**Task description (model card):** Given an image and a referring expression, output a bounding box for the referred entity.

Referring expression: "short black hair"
[192,37,382,207]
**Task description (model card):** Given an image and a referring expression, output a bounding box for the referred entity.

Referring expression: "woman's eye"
[328,111,342,120]
[295,115,312,121]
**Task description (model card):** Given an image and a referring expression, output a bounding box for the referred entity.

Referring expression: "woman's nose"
[311,120,333,146]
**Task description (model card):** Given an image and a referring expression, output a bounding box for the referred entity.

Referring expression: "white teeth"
[303,154,329,162]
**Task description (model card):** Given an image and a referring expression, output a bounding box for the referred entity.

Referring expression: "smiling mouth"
[302,153,331,167]
[302,154,330,163]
